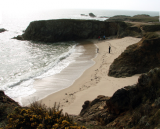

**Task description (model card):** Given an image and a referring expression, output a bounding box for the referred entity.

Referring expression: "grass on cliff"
[144,32,160,39]
[107,15,159,22]
[5,102,86,129]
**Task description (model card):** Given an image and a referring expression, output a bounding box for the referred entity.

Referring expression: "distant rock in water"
[12,35,24,40]
[0,28,7,33]
[89,13,96,17]
[108,32,160,77]
[81,14,88,16]
[19,19,130,43]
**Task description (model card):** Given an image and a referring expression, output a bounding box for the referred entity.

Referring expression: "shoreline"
[21,40,97,106]
[36,40,98,107]
[40,37,142,115]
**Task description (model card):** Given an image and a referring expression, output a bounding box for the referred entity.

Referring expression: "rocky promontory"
[17,19,136,43]
[108,32,160,77]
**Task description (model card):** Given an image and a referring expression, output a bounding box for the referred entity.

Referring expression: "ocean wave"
[36,43,77,79]
[0,43,78,100]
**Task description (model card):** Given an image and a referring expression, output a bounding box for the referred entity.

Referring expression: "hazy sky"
[0,0,160,13]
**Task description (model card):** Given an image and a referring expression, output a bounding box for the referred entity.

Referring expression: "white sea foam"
[36,44,78,79]
[4,79,36,99]
[0,42,78,102]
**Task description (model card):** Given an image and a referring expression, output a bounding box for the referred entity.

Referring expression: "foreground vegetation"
[4,102,86,129]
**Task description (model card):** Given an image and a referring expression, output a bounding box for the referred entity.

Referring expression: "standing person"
[103,35,106,40]
[109,46,111,53]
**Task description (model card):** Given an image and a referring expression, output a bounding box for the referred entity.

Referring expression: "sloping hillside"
[75,67,160,129]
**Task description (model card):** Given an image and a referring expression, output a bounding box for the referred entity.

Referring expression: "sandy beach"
[41,37,141,115]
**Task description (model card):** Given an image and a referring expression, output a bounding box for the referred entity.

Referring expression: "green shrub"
[6,102,86,129]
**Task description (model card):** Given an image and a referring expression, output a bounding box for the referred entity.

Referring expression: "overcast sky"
[1,0,160,13]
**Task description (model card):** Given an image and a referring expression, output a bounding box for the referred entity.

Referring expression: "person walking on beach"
[109,46,111,53]
[97,48,99,53]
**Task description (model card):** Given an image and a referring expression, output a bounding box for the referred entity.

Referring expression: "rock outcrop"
[0,91,19,128]
[0,28,7,33]
[89,13,96,17]
[12,35,24,40]
[108,32,160,77]
[81,14,88,16]
[17,19,133,43]
[75,68,160,128]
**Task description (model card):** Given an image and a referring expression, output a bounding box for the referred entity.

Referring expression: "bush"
[6,102,86,129]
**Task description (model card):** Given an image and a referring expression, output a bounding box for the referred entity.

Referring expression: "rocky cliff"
[20,19,131,42]
[0,91,19,128]
[108,32,160,77]
[75,68,160,129]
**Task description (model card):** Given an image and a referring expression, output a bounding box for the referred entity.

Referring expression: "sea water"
[0,9,158,105]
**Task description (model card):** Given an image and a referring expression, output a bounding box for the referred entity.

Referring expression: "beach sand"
[41,37,141,115]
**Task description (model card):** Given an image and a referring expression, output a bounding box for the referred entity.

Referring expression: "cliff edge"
[20,19,131,42]
[75,68,160,129]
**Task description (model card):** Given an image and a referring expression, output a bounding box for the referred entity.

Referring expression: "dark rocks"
[81,14,88,16]
[76,68,160,128]
[0,90,19,104]
[0,28,7,33]
[12,35,24,40]
[109,66,137,78]
[0,90,20,127]
[89,13,96,17]
[79,95,110,123]
[106,88,130,114]
[106,84,142,115]
[138,73,150,87]
[108,34,160,77]
[17,19,131,43]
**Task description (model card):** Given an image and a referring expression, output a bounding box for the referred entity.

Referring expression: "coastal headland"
[15,19,141,42]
